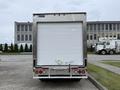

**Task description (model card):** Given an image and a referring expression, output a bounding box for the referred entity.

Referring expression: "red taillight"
[77,69,86,74]
[72,67,86,75]
[77,70,81,74]
[34,68,47,74]
[38,69,43,74]
[81,70,85,74]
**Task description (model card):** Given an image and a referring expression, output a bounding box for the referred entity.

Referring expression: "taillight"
[38,69,43,74]
[81,70,85,74]
[77,70,81,74]
[71,67,86,75]
[34,68,47,74]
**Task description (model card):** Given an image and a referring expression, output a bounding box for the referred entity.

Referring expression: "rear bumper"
[33,75,88,79]
[33,66,88,79]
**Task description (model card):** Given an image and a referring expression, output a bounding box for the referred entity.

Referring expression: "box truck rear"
[33,12,87,80]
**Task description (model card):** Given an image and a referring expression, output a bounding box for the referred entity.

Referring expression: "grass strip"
[102,61,120,68]
[88,63,120,90]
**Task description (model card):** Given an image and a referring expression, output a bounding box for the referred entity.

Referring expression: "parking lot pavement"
[0,55,98,90]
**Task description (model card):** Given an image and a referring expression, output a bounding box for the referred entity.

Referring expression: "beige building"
[87,21,120,47]
[14,22,33,44]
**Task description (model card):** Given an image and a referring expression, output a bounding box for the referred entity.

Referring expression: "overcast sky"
[0,0,120,44]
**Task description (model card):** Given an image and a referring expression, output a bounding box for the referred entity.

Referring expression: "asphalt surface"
[0,55,98,90]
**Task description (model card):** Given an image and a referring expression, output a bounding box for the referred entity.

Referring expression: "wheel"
[109,50,114,55]
[101,50,106,55]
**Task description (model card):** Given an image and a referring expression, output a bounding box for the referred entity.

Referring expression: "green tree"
[10,43,14,52]
[25,44,28,52]
[4,43,8,52]
[29,44,32,52]
[0,44,3,51]
[20,44,24,52]
[14,44,18,52]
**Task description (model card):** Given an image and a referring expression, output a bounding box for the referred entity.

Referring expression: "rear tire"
[109,50,114,55]
[101,50,106,55]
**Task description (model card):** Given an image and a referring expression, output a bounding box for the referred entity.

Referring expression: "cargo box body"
[33,12,87,79]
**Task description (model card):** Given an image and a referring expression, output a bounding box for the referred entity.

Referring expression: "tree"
[20,44,24,52]
[0,44,3,51]
[29,44,32,52]
[10,43,14,52]
[14,44,18,52]
[4,43,8,52]
[25,44,28,52]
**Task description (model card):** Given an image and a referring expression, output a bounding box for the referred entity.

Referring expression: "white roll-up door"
[37,23,83,65]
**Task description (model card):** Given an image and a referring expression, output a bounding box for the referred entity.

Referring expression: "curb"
[88,74,108,90]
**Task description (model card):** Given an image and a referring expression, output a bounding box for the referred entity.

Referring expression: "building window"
[100,24,103,32]
[29,34,32,41]
[88,24,90,30]
[93,24,96,32]
[21,35,24,41]
[109,24,112,30]
[105,24,108,30]
[117,34,120,39]
[25,35,28,41]
[94,34,97,40]
[113,24,116,30]
[98,24,100,31]
[87,25,89,31]
[117,24,119,30]
[90,35,93,40]
[17,25,20,31]
[29,25,32,31]
[119,24,120,31]
[89,24,92,32]
[90,24,93,31]
[102,24,104,30]
[21,25,24,31]
[87,34,89,40]
[25,25,28,31]
[17,35,20,41]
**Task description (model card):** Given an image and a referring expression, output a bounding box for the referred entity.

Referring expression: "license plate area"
[50,69,69,75]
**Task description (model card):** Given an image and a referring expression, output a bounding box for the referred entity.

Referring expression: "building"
[87,21,120,47]
[14,21,120,47]
[14,22,33,45]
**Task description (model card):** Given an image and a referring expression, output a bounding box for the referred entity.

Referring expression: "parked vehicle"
[95,37,120,54]
[32,12,87,80]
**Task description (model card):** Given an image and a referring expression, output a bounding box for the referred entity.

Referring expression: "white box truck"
[95,37,120,55]
[33,12,87,80]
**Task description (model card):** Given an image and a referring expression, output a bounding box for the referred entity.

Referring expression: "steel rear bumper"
[33,75,88,79]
